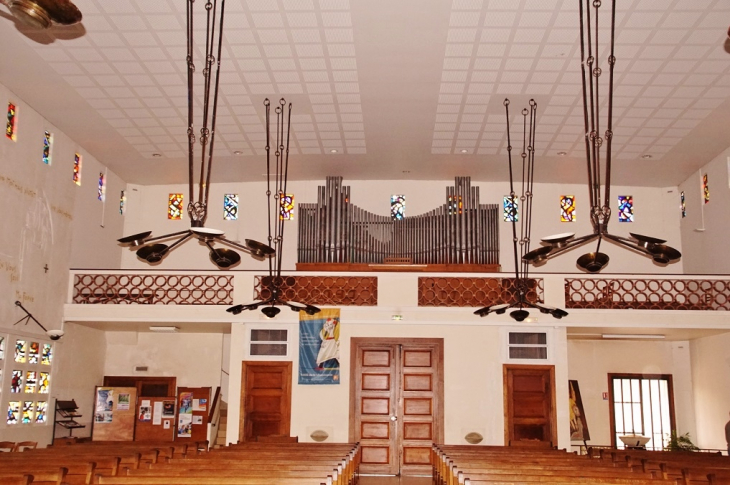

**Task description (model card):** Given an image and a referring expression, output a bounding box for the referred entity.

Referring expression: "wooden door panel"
[403,398,432,415]
[362,374,390,390]
[363,350,391,366]
[504,365,556,447]
[403,422,432,440]
[403,447,431,465]
[403,374,432,391]
[362,397,390,415]
[403,350,431,367]
[362,446,390,465]
[361,422,390,439]
[241,362,292,442]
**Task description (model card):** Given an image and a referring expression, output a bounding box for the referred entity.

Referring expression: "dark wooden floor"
[359,476,431,485]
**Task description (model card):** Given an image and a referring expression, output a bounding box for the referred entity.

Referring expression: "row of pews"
[432,444,730,485]
[0,440,360,485]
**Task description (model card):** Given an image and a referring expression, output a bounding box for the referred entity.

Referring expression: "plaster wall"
[122,179,683,274]
[567,339,696,448]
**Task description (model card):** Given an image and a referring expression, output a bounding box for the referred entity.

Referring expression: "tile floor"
[359,475,432,485]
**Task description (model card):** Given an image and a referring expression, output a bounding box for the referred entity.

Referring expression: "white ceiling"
[1,0,729,186]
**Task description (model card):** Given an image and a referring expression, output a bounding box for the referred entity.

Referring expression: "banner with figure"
[299,308,340,384]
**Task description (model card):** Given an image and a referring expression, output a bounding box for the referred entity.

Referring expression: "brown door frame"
[503,364,557,446]
[349,337,445,473]
[240,361,292,443]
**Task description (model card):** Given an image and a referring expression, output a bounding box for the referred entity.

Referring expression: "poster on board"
[569,380,590,441]
[177,414,192,437]
[299,308,340,385]
[95,389,114,423]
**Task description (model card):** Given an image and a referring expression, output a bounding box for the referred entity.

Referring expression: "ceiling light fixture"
[330,149,338,153]
[152,153,162,158]
[602,334,665,340]
[226,99,321,319]
[523,0,680,273]
[13,301,64,340]
[0,0,82,29]
[641,154,652,159]
[557,151,567,156]
[475,99,568,322]
[233,150,243,155]
[149,326,179,333]
[117,0,272,269]
[460,149,468,153]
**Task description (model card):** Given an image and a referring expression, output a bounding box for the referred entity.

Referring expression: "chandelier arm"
[603,0,617,209]
[142,230,193,244]
[523,100,538,280]
[578,0,596,211]
[264,99,273,277]
[602,233,652,257]
[214,238,254,254]
[537,233,600,261]
[503,99,520,282]
[274,101,284,277]
[197,0,215,206]
[519,106,528,278]
[163,234,194,254]
[186,0,195,209]
[276,102,293,278]
[592,0,602,211]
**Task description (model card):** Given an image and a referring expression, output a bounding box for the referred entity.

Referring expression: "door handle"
[390,416,397,421]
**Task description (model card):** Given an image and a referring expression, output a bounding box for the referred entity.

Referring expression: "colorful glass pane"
[503,196,518,222]
[168,193,184,220]
[25,371,37,393]
[391,195,405,220]
[98,173,105,201]
[448,195,463,216]
[11,370,22,393]
[15,340,26,363]
[36,402,47,423]
[28,341,39,364]
[43,131,53,165]
[22,401,33,424]
[7,402,19,425]
[6,102,17,141]
[680,191,686,218]
[703,174,709,204]
[41,344,52,365]
[73,153,82,186]
[618,196,633,223]
[280,194,294,221]
[39,372,50,394]
[560,195,576,222]
[224,194,238,221]
[0,336,4,360]
[120,190,126,215]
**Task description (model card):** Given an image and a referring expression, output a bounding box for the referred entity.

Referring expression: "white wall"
[567,339,696,447]
[122,179,683,274]
[690,331,730,451]
[678,147,730,274]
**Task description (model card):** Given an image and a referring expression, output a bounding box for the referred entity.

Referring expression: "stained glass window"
[39,372,50,394]
[448,195,463,216]
[43,131,53,165]
[560,195,576,222]
[280,194,294,221]
[503,196,518,222]
[11,370,22,393]
[28,341,39,364]
[15,340,26,363]
[6,102,17,141]
[703,174,709,204]
[22,401,33,424]
[223,194,238,221]
[41,344,52,365]
[391,195,405,220]
[36,402,47,423]
[168,193,184,220]
[680,191,686,218]
[618,196,634,223]
[73,153,82,186]
[98,173,105,201]
[25,371,37,393]
[120,190,126,215]
[7,402,19,425]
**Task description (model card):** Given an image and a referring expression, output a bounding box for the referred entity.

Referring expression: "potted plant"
[665,431,699,452]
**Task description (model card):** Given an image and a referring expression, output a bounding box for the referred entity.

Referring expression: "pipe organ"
[297,177,500,271]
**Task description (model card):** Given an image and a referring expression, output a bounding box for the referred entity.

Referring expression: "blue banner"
[299,309,340,385]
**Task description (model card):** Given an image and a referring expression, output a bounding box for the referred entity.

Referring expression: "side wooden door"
[503,364,556,447]
[240,361,292,442]
[350,338,443,476]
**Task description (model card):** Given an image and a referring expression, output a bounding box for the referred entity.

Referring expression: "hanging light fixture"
[226,99,321,319]
[118,0,272,269]
[0,0,82,29]
[523,0,681,273]
[475,99,568,322]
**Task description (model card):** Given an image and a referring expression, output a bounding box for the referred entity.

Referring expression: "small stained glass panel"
[43,131,53,165]
[22,401,33,424]
[25,371,37,393]
[280,194,294,221]
[680,191,686,218]
[36,402,47,423]
[120,190,126,215]
[15,340,26,363]
[98,173,105,201]
[0,336,4,360]
[11,370,22,393]
[42,344,52,365]
[448,195,463,215]
[560,195,576,222]
[28,341,39,364]
[73,153,82,186]
[391,195,405,220]
[223,193,238,221]
[703,174,709,204]
[503,196,518,222]
[6,102,17,141]
[618,196,633,223]
[39,372,50,394]
[7,402,19,425]
[168,193,184,220]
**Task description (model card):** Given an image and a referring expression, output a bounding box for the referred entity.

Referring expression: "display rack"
[53,399,86,444]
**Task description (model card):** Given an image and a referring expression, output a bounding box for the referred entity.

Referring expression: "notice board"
[175,387,210,442]
[91,386,137,441]
[135,395,176,442]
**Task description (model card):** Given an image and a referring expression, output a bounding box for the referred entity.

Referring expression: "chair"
[15,441,37,451]
[0,441,17,452]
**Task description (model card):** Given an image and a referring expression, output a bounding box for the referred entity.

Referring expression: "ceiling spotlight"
[460,149,469,153]
[402,170,411,174]
[330,149,338,153]
[261,306,281,319]
[233,150,243,155]
[641,154,652,159]
[557,151,567,156]
[152,153,162,158]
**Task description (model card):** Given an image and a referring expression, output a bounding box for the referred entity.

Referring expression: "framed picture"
[569,380,590,441]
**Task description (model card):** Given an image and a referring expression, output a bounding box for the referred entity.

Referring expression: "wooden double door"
[350,338,444,476]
